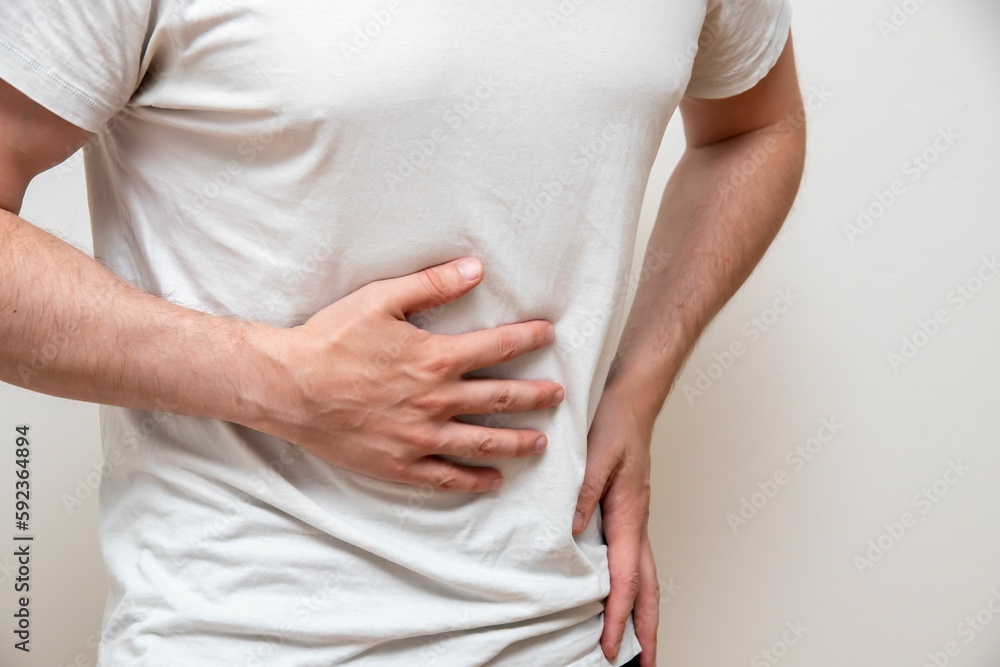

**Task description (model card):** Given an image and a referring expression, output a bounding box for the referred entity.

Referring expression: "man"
[0,0,805,665]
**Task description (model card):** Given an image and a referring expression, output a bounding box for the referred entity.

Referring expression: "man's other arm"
[602,31,807,417]
[574,30,805,665]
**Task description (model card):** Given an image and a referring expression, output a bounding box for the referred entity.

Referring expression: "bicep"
[679,30,803,148]
[0,77,92,214]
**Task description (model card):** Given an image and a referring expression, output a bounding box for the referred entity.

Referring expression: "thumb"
[374,256,483,319]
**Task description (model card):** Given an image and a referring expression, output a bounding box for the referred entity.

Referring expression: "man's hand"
[573,385,659,665]
[241,256,565,493]
[1,78,562,495]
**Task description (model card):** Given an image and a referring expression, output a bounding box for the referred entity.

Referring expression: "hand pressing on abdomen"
[238,257,564,493]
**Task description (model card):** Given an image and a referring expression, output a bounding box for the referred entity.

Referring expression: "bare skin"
[0,78,564,494]
[576,32,807,665]
[241,257,567,490]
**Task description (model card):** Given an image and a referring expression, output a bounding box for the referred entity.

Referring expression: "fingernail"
[553,387,564,403]
[545,322,555,341]
[573,510,585,532]
[456,257,481,281]
[612,639,621,658]
[533,435,547,453]
[489,477,503,491]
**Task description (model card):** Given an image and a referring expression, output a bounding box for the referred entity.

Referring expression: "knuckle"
[491,385,514,412]
[433,469,460,491]
[474,432,498,457]
[536,386,554,409]
[414,392,450,417]
[577,478,603,504]
[418,269,451,304]
[408,426,438,450]
[495,331,519,362]
[422,351,456,378]
[519,432,537,451]
[533,322,549,346]
[646,586,662,614]
[619,569,642,598]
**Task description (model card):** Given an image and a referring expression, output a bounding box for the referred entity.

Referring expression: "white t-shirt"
[0,1,791,664]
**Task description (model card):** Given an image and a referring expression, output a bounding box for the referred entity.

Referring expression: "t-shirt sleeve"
[0,0,158,132]
[684,0,793,100]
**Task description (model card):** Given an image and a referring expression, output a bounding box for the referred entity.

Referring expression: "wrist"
[606,317,694,419]
[604,352,683,428]
[603,367,668,431]
[228,319,293,432]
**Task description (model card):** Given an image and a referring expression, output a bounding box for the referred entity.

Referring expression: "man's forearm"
[0,208,270,424]
[604,120,806,424]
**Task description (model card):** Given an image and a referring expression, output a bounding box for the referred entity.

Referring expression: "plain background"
[2,1,999,665]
